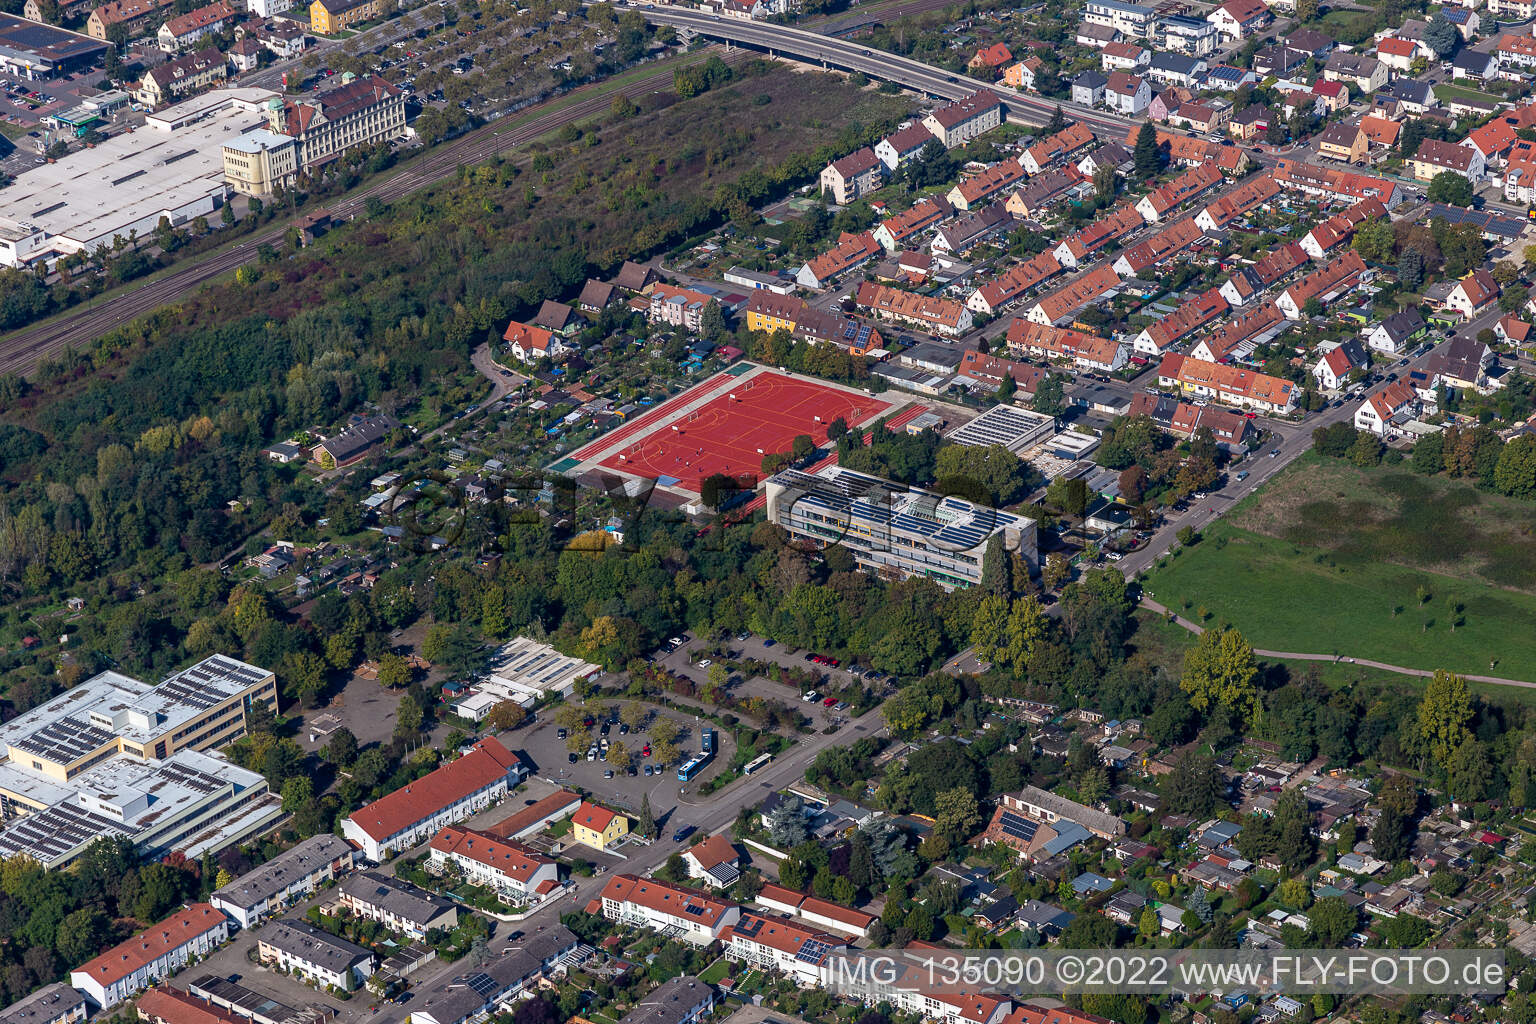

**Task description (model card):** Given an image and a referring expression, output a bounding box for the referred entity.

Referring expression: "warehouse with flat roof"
[0,87,276,266]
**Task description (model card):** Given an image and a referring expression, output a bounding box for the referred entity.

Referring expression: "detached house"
[682,834,742,888]
[1354,379,1419,434]
[1316,119,1368,165]
[1324,51,1387,93]
[1003,56,1044,90]
[504,321,569,364]
[1101,40,1150,72]
[1105,73,1151,114]
[970,42,1015,75]
[1312,337,1369,390]
[1444,268,1500,318]
[1367,308,1427,354]
[1208,0,1270,41]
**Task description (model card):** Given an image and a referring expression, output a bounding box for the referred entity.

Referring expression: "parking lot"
[653,631,893,726]
[512,704,728,833]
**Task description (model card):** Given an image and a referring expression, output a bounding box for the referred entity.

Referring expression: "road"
[364,703,886,1024]
[639,4,1143,137]
[0,47,750,379]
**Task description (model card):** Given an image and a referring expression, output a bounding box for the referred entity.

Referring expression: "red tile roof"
[138,988,245,1024]
[488,789,582,839]
[595,873,737,925]
[430,826,556,882]
[927,90,1004,130]
[684,834,738,871]
[574,801,621,833]
[346,738,523,842]
[73,905,225,987]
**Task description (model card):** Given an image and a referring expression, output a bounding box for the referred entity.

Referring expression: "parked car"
[802,691,819,702]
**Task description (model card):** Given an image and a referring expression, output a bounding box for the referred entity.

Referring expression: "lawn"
[1139,453,1536,681]
[698,958,733,984]
[1317,8,1380,43]
[1430,83,1503,104]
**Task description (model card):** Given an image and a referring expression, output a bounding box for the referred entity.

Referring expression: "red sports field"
[597,371,890,493]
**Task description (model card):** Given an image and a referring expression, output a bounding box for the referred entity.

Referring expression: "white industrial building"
[452,637,600,721]
[0,87,276,267]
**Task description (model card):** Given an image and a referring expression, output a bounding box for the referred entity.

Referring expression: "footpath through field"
[1139,595,1536,690]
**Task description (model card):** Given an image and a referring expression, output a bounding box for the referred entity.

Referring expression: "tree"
[791,434,815,461]
[486,700,524,731]
[1133,121,1162,179]
[827,417,849,441]
[1495,434,1536,498]
[1427,171,1475,207]
[699,299,727,340]
[621,702,650,730]
[1093,162,1117,201]
[1424,13,1458,57]
[1162,752,1227,815]
[1046,105,1065,133]
[1139,905,1160,940]
[1309,895,1358,946]
[637,794,657,840]
[1371,804,1410,862]
[608,740,633,771]
[376,651,412,688]
[768,795,808,846]
[325,727,358,768]
[1179,626,1259,725]
[933,787,981,840]
[1417,669,1473,768]
[1446,738,1492,802]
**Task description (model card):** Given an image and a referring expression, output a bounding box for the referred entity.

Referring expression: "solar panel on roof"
[466,973,498,999]
[998,811,1038,842]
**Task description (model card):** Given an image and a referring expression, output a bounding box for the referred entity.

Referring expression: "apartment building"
[1157,353,1299,413]
[308,0,376,33]
[71,904,230,1009]
[265,75,405,169]
[342,737,527,861]
[1406,137,1485,182]
[1272,158,1403,207]
[724,913,846,987]
[571,801,630,850]
[921,91,1004,147]
[591,874,741,945]
[136,46,227,107]
[765,465,1039,590]
[87,0,173,39]
[157,2,234,51]
[428,825,561,904]
[1052,205,1143,266]
[337,871,458,940]
[1021,123,1095,174]
[820,147,882,204]
[211,834,356,928]
[1083,0,1158,37]
[875,122,938,170]
[855,281,973,336]
[256,920,375,992]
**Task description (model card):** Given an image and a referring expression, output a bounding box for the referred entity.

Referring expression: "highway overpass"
[634,4,1142,136]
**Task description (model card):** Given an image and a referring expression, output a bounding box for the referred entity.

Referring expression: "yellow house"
[1315,121,1367,165]
[309,0,376,33]
[571,801,629,850]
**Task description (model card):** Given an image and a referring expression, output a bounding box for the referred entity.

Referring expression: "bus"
[742,752,773,775]
[701,728,716,755]
[677,753,712,782]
